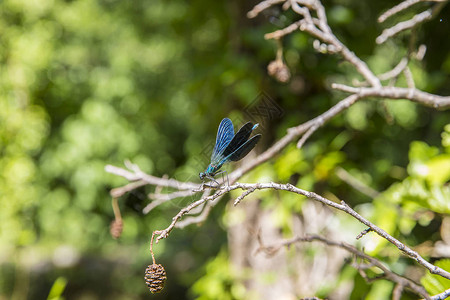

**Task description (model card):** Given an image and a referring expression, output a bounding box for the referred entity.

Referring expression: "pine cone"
[110,219,123,239]
[267,60,291,83]
[144,264,167,293]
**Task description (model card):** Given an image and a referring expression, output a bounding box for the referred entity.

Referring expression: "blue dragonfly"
[199,118,261,184]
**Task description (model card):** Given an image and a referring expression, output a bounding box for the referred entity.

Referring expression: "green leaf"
[421,259,450,295]
[47,277,68,300]
[427,154,450,184]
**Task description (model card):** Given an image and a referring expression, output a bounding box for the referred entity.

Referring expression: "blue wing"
[225,134,261,162]
[211,118,234,164]
[222,122,257,158]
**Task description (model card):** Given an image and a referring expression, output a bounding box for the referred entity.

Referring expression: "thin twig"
[150,231,160,265]
[296,122,320,148]
[378,0,423,23]
[356,228,373,240]
[378,0,447,23]
[377,9,433,44]
[111,197,122,222]
[403,67,416,89]
[154,185,235,243]
[247,0,286,18]
[431,288,450,300]
[377,2,447,44]
[176,201,213,229]
[377,58,409,82]
[153,174,168,196]
[110,180,148,198]
[148,189,196,202]
[110,197,124,239]
[335,167,380,199]
[331,84,450,109]
[233,187,257,206]
[393,283,404,300]
[105,164,199,190]
[264,22,300,39]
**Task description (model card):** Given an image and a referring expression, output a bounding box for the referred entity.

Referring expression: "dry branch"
[257,234,430,299]
[145,181,450,280]
[377,0,448,43]
[331,84,450,109]
[106,0,450,296]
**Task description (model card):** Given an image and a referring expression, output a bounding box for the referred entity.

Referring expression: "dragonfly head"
[200,165,218,181]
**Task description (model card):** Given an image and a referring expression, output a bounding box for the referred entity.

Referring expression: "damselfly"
[199,118,261,184]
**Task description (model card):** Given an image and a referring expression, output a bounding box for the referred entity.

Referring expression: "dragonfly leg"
[204,175,220,188]
[214,170,229,187]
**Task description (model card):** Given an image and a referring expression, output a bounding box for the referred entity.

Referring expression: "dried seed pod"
[267,59,291,83]
[144,264,167,293]
[110,219,123,239]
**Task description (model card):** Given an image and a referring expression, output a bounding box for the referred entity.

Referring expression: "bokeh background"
[1,0,450,299]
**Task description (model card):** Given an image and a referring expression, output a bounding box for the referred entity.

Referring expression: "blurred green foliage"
[0,0,449,299]
[191,250,247,300]
[47,277,67,300]
[422,259,450,295]
[365,125,450,254]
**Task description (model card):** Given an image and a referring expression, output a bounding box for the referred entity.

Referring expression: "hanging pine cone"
[110,219,123,239]
[144,264,167,293]
[267,59,291,83]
